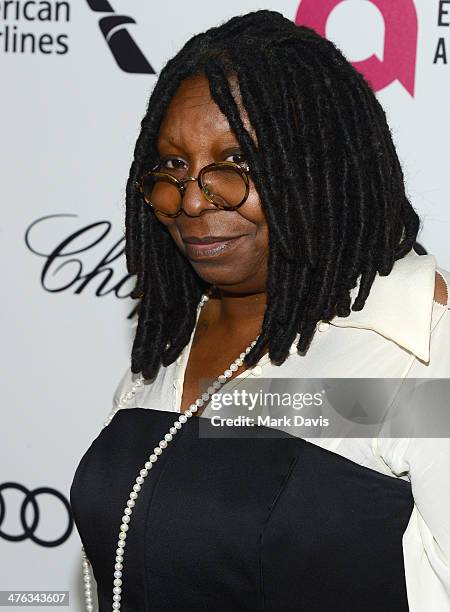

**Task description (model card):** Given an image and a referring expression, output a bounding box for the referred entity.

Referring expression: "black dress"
[70,408,413,611]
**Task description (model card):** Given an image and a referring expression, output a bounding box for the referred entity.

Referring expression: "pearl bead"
[81,293,261,612]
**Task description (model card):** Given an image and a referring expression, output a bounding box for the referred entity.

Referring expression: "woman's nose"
[180,178,216,216]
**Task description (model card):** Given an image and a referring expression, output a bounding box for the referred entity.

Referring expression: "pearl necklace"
[81,292,260,611]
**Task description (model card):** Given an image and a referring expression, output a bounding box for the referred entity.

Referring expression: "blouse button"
[317,321,330,332]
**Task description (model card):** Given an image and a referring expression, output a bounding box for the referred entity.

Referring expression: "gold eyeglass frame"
[137,160,251,218]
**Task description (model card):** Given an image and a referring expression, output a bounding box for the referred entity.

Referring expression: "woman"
[70,9,450,611]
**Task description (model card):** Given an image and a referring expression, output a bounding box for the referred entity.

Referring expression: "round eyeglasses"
[137,160,251,218]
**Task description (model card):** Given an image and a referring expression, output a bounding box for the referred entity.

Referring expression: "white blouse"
[110,247,450,612]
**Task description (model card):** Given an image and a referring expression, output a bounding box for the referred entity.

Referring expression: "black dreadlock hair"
[124,9,421,380]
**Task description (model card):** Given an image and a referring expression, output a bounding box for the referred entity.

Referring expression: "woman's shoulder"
[111,365,144,411]
[428,263,450,351]
[430,265,450,337]
[435,265,450,307]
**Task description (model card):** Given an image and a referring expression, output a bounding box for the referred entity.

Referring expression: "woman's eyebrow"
[157,133,241,149]
[158,134,178,145]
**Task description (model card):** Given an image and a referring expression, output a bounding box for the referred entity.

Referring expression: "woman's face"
[154,74,269,293]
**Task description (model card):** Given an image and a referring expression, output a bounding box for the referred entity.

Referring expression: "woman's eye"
[226,152,246,165]
[159,158,187,170]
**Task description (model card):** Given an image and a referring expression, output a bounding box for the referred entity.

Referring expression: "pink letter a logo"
[295,0,418,96]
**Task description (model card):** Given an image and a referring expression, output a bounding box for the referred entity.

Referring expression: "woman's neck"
[207,286,267,332]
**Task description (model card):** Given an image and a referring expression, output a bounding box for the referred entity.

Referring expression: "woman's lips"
[182,236,245,259]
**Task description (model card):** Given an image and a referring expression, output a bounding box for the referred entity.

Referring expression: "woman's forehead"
[157,74,256,146]
[162,77,226,125]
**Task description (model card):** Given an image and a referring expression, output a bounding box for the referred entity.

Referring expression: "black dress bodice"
[70,408,413,611]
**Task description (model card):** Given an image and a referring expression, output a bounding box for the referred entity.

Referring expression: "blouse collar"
[329,247,438,362]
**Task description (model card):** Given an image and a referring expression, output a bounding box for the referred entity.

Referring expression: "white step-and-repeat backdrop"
[1,1,449,609]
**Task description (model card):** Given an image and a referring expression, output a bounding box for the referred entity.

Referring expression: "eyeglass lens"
[141,166,247,214]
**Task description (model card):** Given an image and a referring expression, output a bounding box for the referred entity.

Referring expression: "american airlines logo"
[86,0,155,74]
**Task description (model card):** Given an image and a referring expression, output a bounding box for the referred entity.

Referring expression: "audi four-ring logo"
[0,482,73,547]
